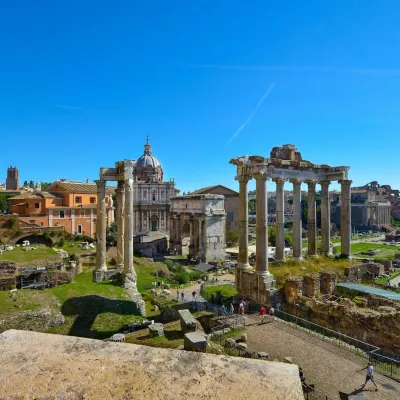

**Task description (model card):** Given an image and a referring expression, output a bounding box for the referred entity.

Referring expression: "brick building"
[8,180,114,237]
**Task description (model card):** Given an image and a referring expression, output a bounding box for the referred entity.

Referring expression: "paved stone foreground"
[244,315,400,400]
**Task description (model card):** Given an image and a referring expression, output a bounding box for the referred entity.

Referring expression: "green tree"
[106,221,117,245]
[23,180,28,187]
[228,229,239,245]
[29,180,34,188]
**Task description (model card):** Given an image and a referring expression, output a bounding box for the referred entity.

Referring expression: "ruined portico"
[94,160,145,315]
[230,144,351,306]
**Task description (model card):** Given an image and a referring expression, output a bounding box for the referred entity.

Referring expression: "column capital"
[320,180,330,188]
[253,171,269,181]
[306,180,317,188]
[95,179,107,189]
[272,177,285,185]
[339,179,352,186]
[289,178,302,185]
[235,175,251,182]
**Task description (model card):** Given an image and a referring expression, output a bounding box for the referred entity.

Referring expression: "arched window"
[77,224,82,234]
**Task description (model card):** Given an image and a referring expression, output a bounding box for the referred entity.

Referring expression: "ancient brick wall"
[0,261,17,276]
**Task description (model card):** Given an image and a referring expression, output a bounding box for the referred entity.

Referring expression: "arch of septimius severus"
[230,144,351,306]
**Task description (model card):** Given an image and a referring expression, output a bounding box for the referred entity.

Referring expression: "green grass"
[375,269,400,285]
[0,244,61,264]
[0,242,91,265]
[203,284,237,302]
[124,320,184,349]
[269,256,354,286]
[45,268,144,338]
[336,242,400,260]
[0,289,59,318]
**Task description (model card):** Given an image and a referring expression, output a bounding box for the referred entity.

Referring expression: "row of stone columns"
[237,176,352,274]
[95,177,136,279]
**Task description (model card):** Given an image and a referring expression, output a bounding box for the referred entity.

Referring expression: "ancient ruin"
[94,160,145,313]
[169,194,226,262]
[230,144,351,305]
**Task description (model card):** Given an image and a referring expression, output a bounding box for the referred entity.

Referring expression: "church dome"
[135,138,161,169]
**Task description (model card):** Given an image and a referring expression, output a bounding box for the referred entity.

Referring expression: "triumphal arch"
[230,144,351,305]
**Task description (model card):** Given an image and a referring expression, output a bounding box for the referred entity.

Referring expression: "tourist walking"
[268,305,274,322]
[192,291,196,300]
[239,301,245,315]
[259,305,266,323]
[176,289,179,301]
[230,303,234,315]
[181,291,185,301]
[360,362,378,391]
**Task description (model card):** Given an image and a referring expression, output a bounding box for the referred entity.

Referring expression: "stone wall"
[319,272,337,294]
[303,275,320,297]
[0,261,17,276]
[0,276,16,291]
[205,215,225,262]
[343,262,384,282]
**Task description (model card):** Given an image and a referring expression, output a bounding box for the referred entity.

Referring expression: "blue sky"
[1,1,400,193]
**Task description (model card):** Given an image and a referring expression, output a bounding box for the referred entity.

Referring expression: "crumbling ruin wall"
[283,278,303,304]
[0,261,17,276]
[0,276,16,291]
[344,262,384,282]
[319,272,337,295]
[302,275,320,298]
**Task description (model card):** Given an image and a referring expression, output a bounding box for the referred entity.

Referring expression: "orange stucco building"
[8,181,114,237]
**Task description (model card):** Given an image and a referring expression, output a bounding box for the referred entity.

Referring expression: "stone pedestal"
[149,323,164,337]
[178,309,197,333]
[184,332,208,353]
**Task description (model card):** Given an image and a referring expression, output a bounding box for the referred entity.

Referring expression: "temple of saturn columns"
[94,160,146,315]
[230,144,351,306]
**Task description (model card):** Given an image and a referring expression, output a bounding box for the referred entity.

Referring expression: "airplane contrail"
[224,81,275,147]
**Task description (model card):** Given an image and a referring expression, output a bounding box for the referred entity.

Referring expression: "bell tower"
[6,166,19,190]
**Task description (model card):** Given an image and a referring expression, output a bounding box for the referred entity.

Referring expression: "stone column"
[124,175,135,279]
[237,176,250,269]
[320,181,331,256]
[177,214,182,253]
[307,180,317,257]
[340,179,352,258]
[255,172,269,275]
[290,179,302,260]
[273,178,285,262]
[116,181,125,269]
[95,180,107,271]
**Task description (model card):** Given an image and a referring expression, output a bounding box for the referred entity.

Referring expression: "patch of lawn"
[269,256,354,286]
[336,242,399,260]
[45,268,144,339]
[124,320,184,349]
[0,244,61,265]
[0,289,59,319]
[203,284,237,302]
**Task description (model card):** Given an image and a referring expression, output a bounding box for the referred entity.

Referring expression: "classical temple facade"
[132,139,179,233]
[230,144,352,306]
[169,194,226,262]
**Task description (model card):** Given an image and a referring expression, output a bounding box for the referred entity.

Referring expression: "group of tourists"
[259,304,274,323]
[176,289,197,302]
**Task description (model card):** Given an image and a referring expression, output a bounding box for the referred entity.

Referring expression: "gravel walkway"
[244,315,400,400]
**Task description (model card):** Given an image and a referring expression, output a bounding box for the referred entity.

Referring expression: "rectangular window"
[90,197,96,204]
[59,210,65,218]
[35,203,40,209]
[26,203,29,209]
[29,220,35,225]
[152,194,156,201]
[75,196,82,204]
[227,212,234,223]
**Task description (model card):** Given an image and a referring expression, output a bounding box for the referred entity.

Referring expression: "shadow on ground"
[61,295,141,339]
